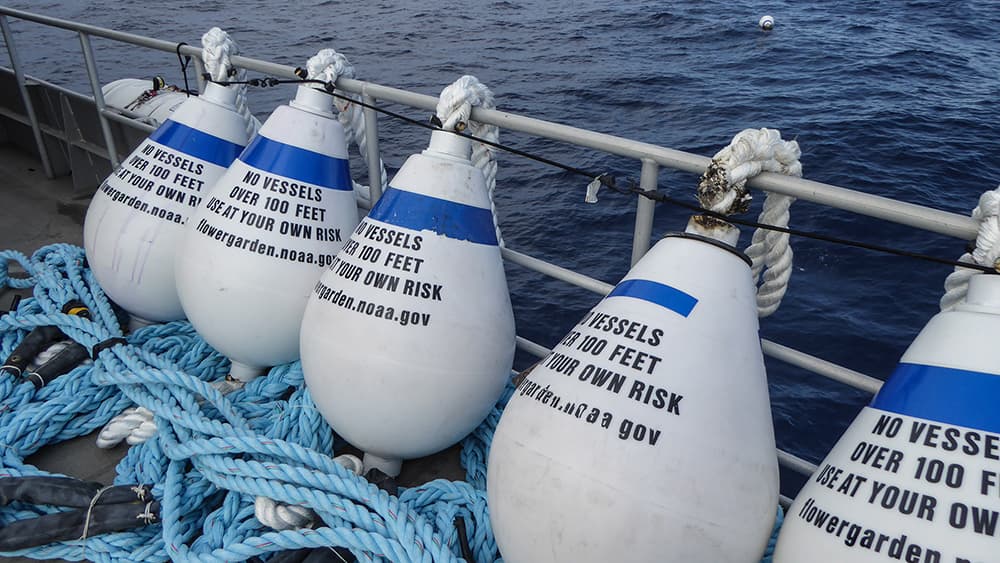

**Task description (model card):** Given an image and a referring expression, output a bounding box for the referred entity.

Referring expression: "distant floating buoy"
[175,84,360,381]
[775,273,1000,562]
[84,82,251,325]
[300,130,515,477]
[488,219,778,562]
[759,15,775,30]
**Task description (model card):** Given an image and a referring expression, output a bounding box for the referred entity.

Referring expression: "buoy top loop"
[941,185,1000,310]
[200,27,239,83]
[434,75,504,247]
[201,27,259,137]
[304,48,357,116]
[435,75,494,133]
[697,127,802,317]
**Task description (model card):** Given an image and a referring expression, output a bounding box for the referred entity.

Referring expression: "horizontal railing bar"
[762,339,883,395]
[0,7,205,57]
[501,247,613,296]
[777,448,818,477]
[0,6,978,240]
[504,245,887,395]
[515,336,551,359]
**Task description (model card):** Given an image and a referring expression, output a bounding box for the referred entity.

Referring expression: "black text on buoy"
[301,130,515,477]
[175,85,359,381]
[84,82,251,325]
[775,274,1000,563]
[488,225,778,562]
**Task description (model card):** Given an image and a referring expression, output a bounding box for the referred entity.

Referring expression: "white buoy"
[488,220,778,562]
[84,82,251,325]
[775,274,1000,563]
[300,130,515,477]
[102,78,187,126]
[175,85,359,381]
[759,15,775,31]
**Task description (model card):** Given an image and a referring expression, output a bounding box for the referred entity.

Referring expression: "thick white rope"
[435,75,503,247]
[96,378,245,449]
[254,454,363,530]
[306,49,388,209]
[940,186,1000,311]
[201,27,260,138]
[698,128,801,317]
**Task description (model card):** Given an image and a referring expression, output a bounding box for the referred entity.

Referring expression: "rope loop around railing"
[940,185,1000,311]
[200,27,259,138]
[697,128,801,317]
[436,75,503,248]
[304,48,389,210]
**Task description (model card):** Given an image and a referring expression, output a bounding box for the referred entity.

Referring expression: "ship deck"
[0,140,464,508]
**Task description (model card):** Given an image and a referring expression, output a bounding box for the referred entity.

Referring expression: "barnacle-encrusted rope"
[697,128,801,317]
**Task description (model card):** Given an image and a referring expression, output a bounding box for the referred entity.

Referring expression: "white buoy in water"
[759,15,775,30]
[488,219,778,562]
[775,274,1000,563]
[84,82,251,325]
[300,130,515,477]
[175,85,359,381]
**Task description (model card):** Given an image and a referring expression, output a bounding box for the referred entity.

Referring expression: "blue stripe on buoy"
[368,187,499,245]
[871,363,1000,434]
[148,120,245,168]
[607,279,698,317]
[239,135,352,191]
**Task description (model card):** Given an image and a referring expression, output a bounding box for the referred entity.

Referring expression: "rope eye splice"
[0,476,158,551]
[689,127,802,317]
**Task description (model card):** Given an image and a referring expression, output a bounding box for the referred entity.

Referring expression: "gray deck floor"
[0,143,466,560]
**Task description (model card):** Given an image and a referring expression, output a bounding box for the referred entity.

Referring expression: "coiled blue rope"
[0,244,784,561]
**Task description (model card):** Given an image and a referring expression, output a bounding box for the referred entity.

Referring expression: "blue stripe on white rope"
[0,244,783,562]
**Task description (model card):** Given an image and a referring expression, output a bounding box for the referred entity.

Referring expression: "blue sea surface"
[4,0,1000,488]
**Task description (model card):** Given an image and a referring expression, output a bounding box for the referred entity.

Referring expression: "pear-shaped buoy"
[487,220,778,562]
[83,81,251,325]
[300,128,515,476]
[775,273,1000,563]
[175,83,360,381]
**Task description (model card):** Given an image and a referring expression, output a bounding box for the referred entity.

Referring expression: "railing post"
[630,158,659,265]
[362,91,382,203]
[0,15,54,178]
[78,31,119,168]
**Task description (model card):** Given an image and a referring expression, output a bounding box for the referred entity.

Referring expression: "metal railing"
[0,5,979,494]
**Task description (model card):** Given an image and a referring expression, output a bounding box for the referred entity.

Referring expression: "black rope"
[201,74,995,274]
[175,42,192,97]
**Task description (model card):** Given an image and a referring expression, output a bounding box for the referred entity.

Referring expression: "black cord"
[200,74,995,274]
[175,42,192,97]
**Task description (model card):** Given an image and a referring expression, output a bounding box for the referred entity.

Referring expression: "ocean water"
[4,1,1000,485]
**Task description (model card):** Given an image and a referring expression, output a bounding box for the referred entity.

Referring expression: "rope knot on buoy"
[697,127,802,317]
[305,48,387,208]
[435,75,503,247]
[940,186,1000,311]
[200,27,258,137]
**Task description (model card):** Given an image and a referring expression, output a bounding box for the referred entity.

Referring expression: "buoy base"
[362,453,402,477]
[685,215,740,247]
[228,360,266,382]
[127,315,156,332]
